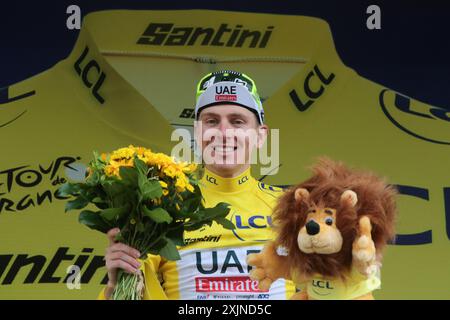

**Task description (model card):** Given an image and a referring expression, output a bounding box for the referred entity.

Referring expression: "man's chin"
[206,163,247,177]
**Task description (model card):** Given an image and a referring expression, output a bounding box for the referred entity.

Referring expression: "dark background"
[1,0,449,110]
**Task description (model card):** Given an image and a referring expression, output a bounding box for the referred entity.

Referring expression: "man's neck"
[204,164,251,178]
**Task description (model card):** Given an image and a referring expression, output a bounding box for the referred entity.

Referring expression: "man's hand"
[104,228,142,299]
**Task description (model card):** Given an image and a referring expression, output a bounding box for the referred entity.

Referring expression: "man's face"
[195,104,268,177]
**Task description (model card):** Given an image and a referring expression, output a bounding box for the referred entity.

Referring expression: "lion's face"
[297,206,343,254]
[294,188,358,256]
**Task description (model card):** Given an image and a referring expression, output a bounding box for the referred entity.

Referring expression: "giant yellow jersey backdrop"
[0,9,448,299]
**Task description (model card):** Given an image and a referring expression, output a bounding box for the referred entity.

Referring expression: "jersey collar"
[201,167,254,193]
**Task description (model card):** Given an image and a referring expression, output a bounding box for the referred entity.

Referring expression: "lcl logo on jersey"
[230,212,272,242]
[289,64,335,112]
[379,89,450,145]
[205,175,218,185]
[310,280,333,296]
[312,280,334,290]
[238,176,249,185]
[73,46,106,104]
[235,215,272,229]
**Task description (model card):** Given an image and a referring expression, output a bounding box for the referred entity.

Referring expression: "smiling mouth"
[213,146,238,153]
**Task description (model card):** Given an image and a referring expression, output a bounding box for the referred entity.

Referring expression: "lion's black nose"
[306,220,320,235]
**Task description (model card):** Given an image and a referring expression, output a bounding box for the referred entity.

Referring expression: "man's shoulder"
[255,181,286,199]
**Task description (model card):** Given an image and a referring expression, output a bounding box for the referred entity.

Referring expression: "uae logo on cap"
[215,85,237,101]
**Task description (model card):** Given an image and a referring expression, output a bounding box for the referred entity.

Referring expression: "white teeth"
[213,146,236,152]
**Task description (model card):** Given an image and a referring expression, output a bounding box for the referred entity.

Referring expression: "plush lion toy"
[247,158,397,300]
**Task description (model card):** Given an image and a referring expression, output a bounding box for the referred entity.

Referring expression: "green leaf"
[158,238,181,261]
[115,192,138,210]
[166,223,185,246]
[92,197,104,203]
[91,196,109,210]
[137,175,146,196]
[183,222,198,232]
[204,203,230,219]
[99,206,129,222]
[139,179,163,200]
[209,202,231,215]
[179,189,202,214]
[134,157,148,176]
[183,202,232,231]
[85,170,101,186]
[93,150,101,161]
[119,166,138,186]
[142,207,172,224]
[79,210,111,233]
[65,196,90,212]
[215,217,235,230]
[148,236,168,253]
[93,202,108,210]
[102,180,127,198]
[57,183,81,197]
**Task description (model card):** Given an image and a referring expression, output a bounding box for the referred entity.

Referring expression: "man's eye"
[205,119,218,125]
[232,119,245,125]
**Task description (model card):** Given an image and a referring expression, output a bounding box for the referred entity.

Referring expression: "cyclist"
[100,71,295,300]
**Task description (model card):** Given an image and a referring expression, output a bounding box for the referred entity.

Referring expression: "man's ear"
[194,119,204,141]
[257,124,269,149]
[193,120,203,159]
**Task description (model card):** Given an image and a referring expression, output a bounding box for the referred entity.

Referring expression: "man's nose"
[218,120,233,133]
[306,220,320,236]
[218,122,236,142]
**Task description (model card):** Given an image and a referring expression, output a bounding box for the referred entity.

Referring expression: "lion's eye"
[325,217,333,226]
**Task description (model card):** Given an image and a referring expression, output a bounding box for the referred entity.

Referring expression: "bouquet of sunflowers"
[58,146,233,300]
